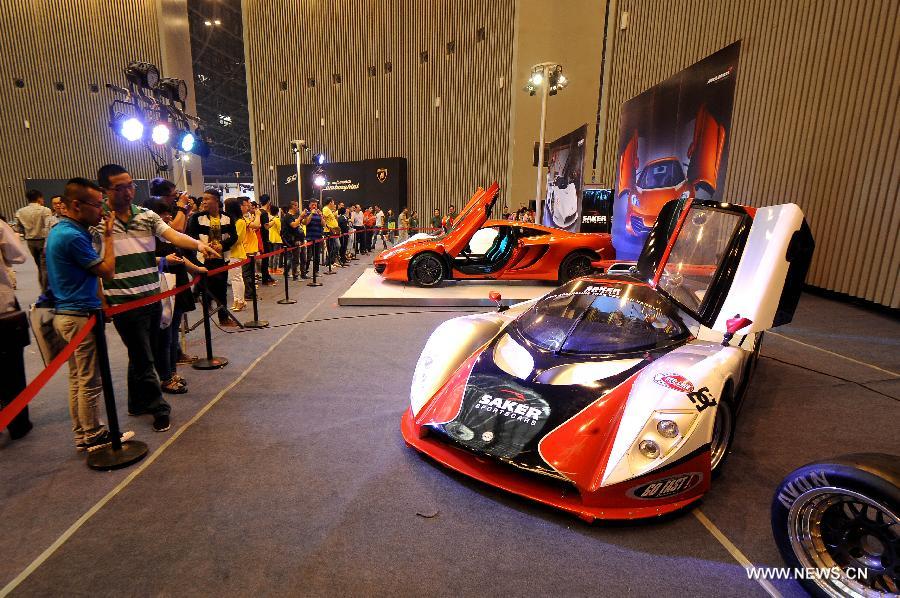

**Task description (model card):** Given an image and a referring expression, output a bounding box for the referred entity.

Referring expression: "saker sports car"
[402,197,815,521]
[374,182,614,287]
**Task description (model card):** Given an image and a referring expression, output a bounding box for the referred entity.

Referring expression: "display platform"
[338,267,554,307]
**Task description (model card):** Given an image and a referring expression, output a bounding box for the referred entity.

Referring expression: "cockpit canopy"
[514,280,689,356]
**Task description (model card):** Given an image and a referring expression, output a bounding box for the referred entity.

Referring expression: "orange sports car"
[374,183,614,287]
[619,104,726,236]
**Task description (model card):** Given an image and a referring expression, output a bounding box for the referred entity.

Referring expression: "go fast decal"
[627,472,703,500]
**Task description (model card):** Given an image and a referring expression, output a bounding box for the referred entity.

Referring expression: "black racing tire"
[709,382,735,477]
[770,453,900,597]
[558,251,595,284]
[409,252,445,287]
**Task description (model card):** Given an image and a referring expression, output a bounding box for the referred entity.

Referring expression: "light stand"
[525,63,568,226]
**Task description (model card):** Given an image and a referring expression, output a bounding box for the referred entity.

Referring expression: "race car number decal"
[653,372,694,393]
[686,386,717,412]
[627,472,703,500]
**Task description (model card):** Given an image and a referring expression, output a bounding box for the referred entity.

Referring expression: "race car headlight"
[630,194,639,207]
[638,439,660,459]
[657,419,679,438]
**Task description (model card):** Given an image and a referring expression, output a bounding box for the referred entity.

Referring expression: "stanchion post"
[244,255,268,328]
[87,308,148,470]
[277,248,297,304]
[193,275,229,370]
[307,241,323,287]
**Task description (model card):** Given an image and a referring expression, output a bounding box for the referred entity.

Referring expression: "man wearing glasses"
[46,178,118,450]
[95,164,219,433]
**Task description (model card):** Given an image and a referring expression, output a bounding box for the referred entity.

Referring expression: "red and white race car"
[402,197,815,521]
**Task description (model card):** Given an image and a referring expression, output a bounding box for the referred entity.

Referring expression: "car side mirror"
[722,314,752,346]
[489,291,508,312]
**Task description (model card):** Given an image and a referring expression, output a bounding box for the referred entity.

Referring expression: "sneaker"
[78,430,136,452]
[177,354,199,365]
[127,409,150,417]
[153,414,171,432]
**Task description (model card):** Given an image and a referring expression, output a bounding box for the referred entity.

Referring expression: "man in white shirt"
[374,206,386,250]
[14,189,52,292]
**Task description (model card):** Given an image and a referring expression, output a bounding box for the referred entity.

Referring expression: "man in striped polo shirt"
[96,164,219,433]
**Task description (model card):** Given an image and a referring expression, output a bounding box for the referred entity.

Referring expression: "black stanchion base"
[244,320,269,328]
[307,281,323,287]
[87,440,149,471]
[193,356,229,370]
[277,298,297,304]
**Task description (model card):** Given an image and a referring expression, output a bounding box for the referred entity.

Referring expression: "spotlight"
[155,77,188,103]
[124,61,160,90]
[313,174,327,187]
[112,114,144,142]
[175,129,196,152]
[313,153,326,165]
[529,72,543,86]
[192,128,211,158]
[151,121,171,145]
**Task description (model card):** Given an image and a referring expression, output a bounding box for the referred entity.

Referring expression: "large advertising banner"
[276,157,407,213]
[542,124,587,232]
[613,42,741,259]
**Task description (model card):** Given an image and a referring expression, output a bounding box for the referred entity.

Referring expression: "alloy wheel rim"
[787,487,899,596]
[709,401,732,471]
[566,256,592,280]
[415,256,442,285]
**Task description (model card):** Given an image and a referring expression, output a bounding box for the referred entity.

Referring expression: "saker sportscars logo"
[376,168,388,183]
[475,388,547,426]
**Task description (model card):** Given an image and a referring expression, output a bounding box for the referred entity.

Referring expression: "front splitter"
[401,409,704,522]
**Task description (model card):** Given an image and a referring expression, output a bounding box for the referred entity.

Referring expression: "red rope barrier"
[0,315,97,432]
[1,225,444,431]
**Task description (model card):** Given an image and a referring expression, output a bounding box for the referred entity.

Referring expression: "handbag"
[0,306,31,348]
[158,258,177,329]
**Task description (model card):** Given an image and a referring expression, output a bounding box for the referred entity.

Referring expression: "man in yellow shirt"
[321,198,340,268]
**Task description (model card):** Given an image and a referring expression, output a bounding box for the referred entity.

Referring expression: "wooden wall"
[242,0,515,221]
[596,0,899,307]
[0,0,169,217]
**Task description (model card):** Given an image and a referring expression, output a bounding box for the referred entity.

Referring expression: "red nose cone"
[489,291,502,303]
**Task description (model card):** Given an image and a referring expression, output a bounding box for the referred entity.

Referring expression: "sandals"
[162,378,188,394]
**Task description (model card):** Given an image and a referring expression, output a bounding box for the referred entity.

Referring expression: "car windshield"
[638,160,685,189]
[515,280,687,355]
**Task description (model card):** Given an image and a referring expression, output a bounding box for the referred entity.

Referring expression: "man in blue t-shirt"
[45,177,117,451]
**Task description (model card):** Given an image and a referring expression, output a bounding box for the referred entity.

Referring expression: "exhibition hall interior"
[1,0,898,596]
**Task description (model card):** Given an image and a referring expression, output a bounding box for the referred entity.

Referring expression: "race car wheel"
[558,252,594,283]
[709,385,734,476]
[771,454,900,597]
[409,253,445,287]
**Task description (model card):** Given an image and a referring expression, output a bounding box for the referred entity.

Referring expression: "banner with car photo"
[541,124,587,232]
[613,41,741,260]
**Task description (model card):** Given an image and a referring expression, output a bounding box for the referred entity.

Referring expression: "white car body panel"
[712,203,805,333]
[601,342,749,487]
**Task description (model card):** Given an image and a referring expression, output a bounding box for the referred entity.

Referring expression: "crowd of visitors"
[1,177,465,449]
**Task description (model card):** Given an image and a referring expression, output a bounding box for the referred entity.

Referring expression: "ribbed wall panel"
[598,0,899,308]
[243,0,514,222]
[0,0,165,218]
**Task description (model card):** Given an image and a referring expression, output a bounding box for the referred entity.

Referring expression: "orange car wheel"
[409,252,445,287]
[558,251,595,284]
